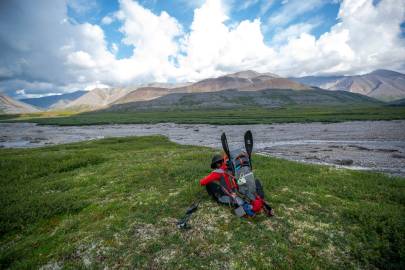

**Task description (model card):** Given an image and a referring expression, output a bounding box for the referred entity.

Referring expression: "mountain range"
[170,70,309,93]
[290,69,405,101]
[106,88,380,112]
[60,70,311,111]
[1,69,404,114]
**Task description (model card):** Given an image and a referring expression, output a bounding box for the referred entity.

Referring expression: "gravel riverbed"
[1,121,404,177]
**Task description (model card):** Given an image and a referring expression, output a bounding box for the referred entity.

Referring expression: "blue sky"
[0,0,404,98]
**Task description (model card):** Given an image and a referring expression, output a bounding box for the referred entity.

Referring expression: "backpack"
[221,131,258,201]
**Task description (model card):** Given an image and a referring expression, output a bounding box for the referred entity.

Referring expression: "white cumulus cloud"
[101,15,114,25]
[177,0,405,78]
[273,0,405,75]
[110,0,183,82]
[177,0,275,80]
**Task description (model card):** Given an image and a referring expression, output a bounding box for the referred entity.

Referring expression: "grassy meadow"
[0,136,404,269]
[1,105,405,125]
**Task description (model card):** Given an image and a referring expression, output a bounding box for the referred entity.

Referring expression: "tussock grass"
[0,136,404,269]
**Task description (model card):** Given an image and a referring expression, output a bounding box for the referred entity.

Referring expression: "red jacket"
[199,163,238,190]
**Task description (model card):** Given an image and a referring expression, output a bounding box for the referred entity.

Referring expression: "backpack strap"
[213,168,236,191]
[223,170,238,191]
[219,175,231,191]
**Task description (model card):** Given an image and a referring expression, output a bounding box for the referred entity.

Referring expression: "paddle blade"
[221,132,231,158]
[244,130,253,158]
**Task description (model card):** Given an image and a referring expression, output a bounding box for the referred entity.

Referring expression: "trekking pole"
[176,193,204,230]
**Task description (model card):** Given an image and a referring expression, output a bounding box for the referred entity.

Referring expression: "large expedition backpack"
[227,148,257,200]
[221,131,258,201]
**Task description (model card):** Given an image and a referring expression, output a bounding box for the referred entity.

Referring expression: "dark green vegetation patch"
[0,137,404,269]
[3,105,405,126]
[105,89,381,112]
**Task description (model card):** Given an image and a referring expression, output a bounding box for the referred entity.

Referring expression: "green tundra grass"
[0,136,404,269]
[1,105,405,125]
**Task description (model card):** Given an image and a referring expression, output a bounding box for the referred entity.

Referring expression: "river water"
[1,121,404,177]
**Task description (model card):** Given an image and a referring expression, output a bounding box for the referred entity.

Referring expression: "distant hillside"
[59,83,192,111]
[173,70,310,93]
[64,88,132,111]
[106,88,381,112]
[291,69,405,101]
[112,70,311,107]
[0,93,41,114]
[113,87,170,105]
[21,90,86,109]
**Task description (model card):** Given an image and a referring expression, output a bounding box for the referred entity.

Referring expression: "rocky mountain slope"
[21,90,86,109]
[107,88,381,112]
[291,69,405,101]
[64,88,133,110]
[60,83,192,110]
[0,93,41,114]
[113,87,170,105]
